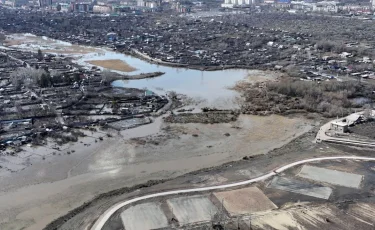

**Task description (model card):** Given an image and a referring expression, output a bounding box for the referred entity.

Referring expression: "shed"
[345,114,363,126]
[13,140,22,147]
[107,32,117,42]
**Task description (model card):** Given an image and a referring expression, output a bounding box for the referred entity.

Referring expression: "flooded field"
[0,34,310,230]
[4,33,102,54]
[4,33,279,108]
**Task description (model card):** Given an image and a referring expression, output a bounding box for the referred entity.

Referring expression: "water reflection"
[6,33,256,107]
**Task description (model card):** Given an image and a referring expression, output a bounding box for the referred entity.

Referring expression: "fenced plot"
[297,165,363,188]
[268,176,332,199]
[167,195,218,225]
[214,187,277,216]
[120,202,168,230]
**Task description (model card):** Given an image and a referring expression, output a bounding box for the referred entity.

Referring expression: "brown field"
[86,59,137,72]
[214,187,277,216]
[43,47,100,55]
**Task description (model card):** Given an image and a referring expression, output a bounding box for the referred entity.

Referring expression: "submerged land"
[0,7,374,230]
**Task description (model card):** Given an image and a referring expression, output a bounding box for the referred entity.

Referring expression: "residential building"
[313,1,338,13]
[275,0,291,8]
[221,0,253,8]
[106,32,117,41]
[4,0,29,7]
[330,121,348,133]
[38,0,51,7]
[291,1,314,11]
[71,0,94,12]
[93,4,112,13]
[57,3,70,12]
[263,0,275,4]
[137,0,160,8]
[339,3,371,14]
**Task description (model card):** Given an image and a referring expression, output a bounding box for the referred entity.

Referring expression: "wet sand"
[86,59,137,72]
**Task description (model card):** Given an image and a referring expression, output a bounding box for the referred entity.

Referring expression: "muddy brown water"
[0,34,308,230]
[5,33,278,108]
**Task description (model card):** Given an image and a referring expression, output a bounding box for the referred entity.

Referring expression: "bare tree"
[101,70,118,83]
[14,102,24,118]
[10,67,47,89]
[363,104,373,120]
[37,49,44,61]
[0,33,6,45]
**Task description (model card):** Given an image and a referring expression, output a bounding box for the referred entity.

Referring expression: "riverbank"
[5,33,275,73]
[121,71,165,80]
[127,49,274,72]
[104,71,166,83]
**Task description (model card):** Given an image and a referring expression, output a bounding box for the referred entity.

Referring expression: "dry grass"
[213,187,277,216]
[86,59,137,72]
[43,47,99,55]
[236,78,374,117]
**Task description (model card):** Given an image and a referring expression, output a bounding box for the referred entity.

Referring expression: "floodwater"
[79,48,254,107]
[0,34,312,230]
[4,33,273,108]
[81,50,251,99]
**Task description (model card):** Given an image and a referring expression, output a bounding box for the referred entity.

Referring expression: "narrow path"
[91,155,375,230]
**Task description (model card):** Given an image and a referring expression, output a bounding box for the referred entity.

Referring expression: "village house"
[331,121,348,133]
[313,1,339,13]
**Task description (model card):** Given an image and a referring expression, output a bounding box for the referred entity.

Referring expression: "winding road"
[91,155,375,230]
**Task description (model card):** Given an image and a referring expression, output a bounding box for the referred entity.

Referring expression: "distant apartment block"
[222,0,255,8]
[38,0,51,7]
[137,0,161,8]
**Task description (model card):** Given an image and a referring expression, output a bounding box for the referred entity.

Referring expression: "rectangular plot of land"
[214,187,277,216]
[268,177,332,199]
[120,202,168,230]
[167,195,218,225]
[298,165,363,188]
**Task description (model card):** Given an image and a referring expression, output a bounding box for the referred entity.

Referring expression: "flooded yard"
[0,33,304,230]
[4,33,279,109]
